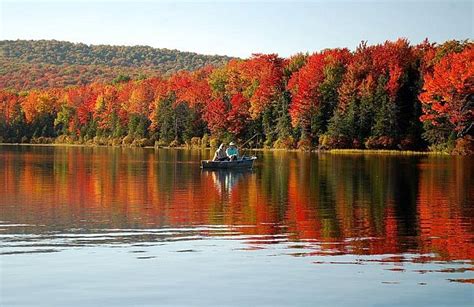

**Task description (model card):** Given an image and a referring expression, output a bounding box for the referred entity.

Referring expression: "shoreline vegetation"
[0,141,450,156]
[1,39,473,155]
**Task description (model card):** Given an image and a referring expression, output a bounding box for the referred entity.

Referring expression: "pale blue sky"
[1,0,472,57]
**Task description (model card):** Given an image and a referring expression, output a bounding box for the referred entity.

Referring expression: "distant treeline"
[0,39,232,90]
[0,39,472,154]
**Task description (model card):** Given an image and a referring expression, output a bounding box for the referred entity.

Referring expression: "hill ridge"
[0,39,233,90]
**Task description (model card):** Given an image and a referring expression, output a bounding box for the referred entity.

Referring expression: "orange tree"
[419,45,473,149]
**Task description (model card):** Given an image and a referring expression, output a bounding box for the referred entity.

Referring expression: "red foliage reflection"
[0,147,472,261]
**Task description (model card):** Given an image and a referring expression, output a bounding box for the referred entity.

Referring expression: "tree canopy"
[1,39,472,154]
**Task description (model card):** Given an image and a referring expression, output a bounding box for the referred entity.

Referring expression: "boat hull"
[201,157,256,169]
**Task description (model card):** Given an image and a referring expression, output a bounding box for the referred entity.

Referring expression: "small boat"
[201,156,257,169]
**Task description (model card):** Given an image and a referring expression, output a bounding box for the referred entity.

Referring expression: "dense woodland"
[0,39,473,153]
[0,40,232,90]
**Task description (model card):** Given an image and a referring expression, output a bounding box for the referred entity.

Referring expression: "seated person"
[213,143,228,161]
[226,142,239,161]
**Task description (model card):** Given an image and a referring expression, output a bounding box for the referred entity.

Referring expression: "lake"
[0,145,472,306]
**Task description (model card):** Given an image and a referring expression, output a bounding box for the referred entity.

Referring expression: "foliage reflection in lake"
[0,146,472,306]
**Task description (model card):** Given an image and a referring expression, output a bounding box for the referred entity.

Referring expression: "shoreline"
[0,142,450,155]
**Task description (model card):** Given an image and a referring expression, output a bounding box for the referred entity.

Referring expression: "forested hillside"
[1,39,472,154]
[0,40,232,90]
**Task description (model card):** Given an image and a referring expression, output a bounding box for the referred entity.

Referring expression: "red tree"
[0,91,22,125]
[241,54,284,118]
[419,46,474,134]
[202,98,228,135]
[227,93,251,136]
[169,68,213,108]
[288,49,351,131]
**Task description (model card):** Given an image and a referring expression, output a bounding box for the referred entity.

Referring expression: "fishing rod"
[240,133,259,149]
[238,133,259,158]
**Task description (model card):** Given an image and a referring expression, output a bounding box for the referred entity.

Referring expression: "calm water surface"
[0,145,473,306]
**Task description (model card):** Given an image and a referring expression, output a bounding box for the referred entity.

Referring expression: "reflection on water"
[204,169,252,195]
[0,146,473,306]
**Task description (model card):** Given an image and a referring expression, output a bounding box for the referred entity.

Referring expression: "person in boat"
[213,143,229,161]
[226,142,239,161]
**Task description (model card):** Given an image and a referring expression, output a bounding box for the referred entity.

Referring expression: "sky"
[0,0,472,58]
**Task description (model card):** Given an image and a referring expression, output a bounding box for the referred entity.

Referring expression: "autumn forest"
[0,39,472,153]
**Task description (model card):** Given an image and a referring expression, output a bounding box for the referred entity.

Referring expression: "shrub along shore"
[0,138,451,156]
[1,39,472,155]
